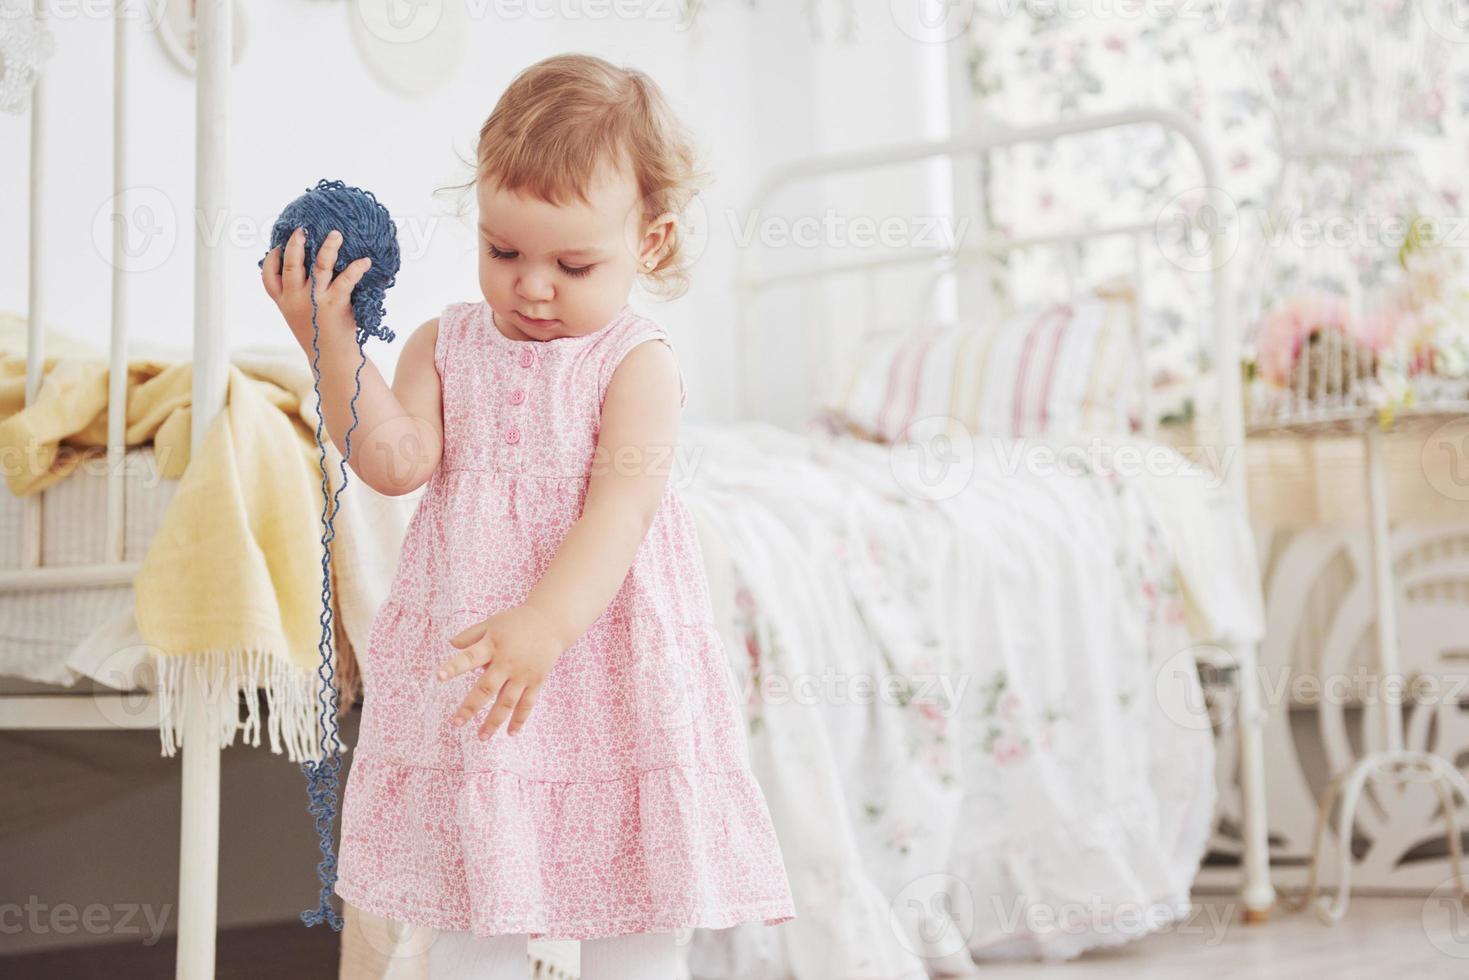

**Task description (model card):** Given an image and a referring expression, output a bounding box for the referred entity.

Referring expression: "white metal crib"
[1,3,242,977]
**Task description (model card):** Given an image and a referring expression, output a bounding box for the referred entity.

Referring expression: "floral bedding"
[678,420,1231,977]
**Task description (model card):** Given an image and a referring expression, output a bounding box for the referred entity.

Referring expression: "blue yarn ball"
[259,178,401,344]
[260,177,404,935]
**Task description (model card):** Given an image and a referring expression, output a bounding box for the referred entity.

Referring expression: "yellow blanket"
[0,317,357,761]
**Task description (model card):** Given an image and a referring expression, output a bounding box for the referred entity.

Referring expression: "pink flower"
[1358,289,1413,355]
[998,693,1022,723]
[1420,88,1445,122]
[1406,247,1454,303]
[1255,290,1355,387]
[994,734,1029,766]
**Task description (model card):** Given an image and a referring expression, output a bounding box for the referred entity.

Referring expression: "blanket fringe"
[153,647,339,764]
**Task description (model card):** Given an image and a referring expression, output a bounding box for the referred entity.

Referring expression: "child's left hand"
[437,603,567,739]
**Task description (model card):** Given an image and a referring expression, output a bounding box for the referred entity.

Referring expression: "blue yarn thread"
[258,178,400,931]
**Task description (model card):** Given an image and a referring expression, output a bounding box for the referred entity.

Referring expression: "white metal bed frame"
[731,106,1277,925]
[0,4,231,978]
[0,10,1274,976]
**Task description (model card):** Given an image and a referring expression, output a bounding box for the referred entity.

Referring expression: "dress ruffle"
[336,752,797,941]
[339,587,798,941]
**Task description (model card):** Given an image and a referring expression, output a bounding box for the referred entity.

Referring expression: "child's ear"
[641,211,678,265]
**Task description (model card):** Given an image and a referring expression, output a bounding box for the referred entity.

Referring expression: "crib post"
[1231,638,1277,922]
[176,0,233,977]
[177,668,223,978]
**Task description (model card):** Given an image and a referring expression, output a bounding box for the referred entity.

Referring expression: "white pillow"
[817,287,1139,443]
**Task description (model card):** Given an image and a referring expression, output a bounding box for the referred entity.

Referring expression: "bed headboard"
[731,106,1245,502]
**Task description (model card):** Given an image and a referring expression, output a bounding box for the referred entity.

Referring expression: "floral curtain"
[960,0,1469,424]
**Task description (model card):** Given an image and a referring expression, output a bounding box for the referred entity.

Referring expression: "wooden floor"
[0,919,338,979]
[962,895,1469,980]
[1,895,1465,978]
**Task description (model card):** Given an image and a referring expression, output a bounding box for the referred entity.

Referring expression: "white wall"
[0,0,951,425]
[733,4,958,424]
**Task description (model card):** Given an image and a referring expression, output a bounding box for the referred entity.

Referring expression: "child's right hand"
[261,227,373,357]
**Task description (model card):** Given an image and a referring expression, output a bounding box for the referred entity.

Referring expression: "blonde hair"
[437,53,710,301]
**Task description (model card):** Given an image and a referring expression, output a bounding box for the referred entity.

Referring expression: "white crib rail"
[6,0,135,589]
[733,106,1243,497]
[20,0,46,575]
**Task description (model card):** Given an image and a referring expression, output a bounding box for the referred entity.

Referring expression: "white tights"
[425,927,679,980]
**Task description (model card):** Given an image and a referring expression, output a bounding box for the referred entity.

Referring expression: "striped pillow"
[819,290,1138,443]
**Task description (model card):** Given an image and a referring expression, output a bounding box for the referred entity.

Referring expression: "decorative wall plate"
[348,0,467,98]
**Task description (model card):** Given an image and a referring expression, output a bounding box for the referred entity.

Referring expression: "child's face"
[476,161,666,342]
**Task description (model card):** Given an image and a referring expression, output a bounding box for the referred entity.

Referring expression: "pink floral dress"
[334,299,797,942]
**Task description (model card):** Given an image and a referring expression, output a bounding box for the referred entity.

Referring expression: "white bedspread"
[677,420,1262,975]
